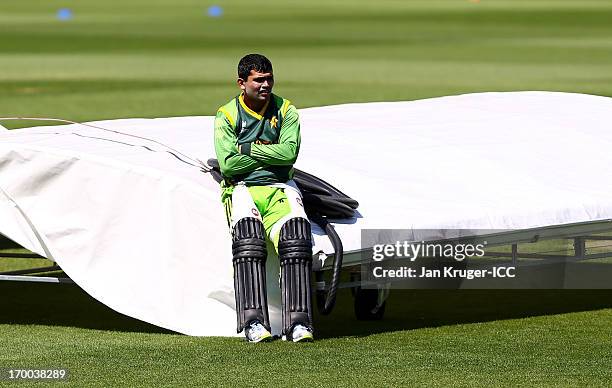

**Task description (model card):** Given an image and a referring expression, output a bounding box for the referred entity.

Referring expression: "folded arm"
[214,110,265,178]
[239,104,301,166]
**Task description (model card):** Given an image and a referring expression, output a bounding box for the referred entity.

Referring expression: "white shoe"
[290,324,314,343]
[245,321,273,343]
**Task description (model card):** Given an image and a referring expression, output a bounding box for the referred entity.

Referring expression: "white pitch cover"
[1,92,612,336]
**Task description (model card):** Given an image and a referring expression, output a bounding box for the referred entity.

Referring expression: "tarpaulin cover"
[1,91,612,335]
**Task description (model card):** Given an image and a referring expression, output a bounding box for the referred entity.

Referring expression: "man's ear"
[237,78,246,92]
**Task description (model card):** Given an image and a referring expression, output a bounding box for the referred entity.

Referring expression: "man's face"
[238,70,274,103]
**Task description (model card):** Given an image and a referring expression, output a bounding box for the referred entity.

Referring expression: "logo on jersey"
[270,116,278,128]
[251,208,260,217]
[296,197,303,208]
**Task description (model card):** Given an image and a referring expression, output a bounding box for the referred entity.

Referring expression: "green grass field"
[3,0,612,128]
[2,0,612,386]
[1,281,611,387]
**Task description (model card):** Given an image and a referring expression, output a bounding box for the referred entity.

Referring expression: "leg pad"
[232,217,270,332]
[278,217,313,336]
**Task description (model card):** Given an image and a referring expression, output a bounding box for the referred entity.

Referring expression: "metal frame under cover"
[313,219,612,291]
[0,251,73,284]
[2,220,612,288]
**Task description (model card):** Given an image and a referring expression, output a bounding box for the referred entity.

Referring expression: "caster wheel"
[354,287,386,320]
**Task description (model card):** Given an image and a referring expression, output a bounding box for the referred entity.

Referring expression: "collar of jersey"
[239,93,269,120]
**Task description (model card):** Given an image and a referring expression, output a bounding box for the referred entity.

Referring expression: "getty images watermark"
[370,239,514,280]
[361,229,532,288]
[360,229,612,289]
[358,229,612,289]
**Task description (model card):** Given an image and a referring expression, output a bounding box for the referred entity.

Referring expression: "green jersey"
[214,93,301,186]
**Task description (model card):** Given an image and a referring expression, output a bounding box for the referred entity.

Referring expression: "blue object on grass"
[57,8,73,21]
[207,5,223,18]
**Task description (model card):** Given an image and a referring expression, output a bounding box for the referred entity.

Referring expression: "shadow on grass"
[1,280,611,338]
[316,288,612,338]
[0,281,173,334]
[2,235,611,337]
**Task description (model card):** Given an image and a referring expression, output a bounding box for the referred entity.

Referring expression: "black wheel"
[354,287,386,320]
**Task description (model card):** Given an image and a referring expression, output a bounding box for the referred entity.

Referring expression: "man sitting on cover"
[213,54,314,343]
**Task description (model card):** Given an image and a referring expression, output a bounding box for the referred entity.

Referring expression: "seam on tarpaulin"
[0,184,55,262]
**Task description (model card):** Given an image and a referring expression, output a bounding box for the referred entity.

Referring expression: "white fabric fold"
[1,91,612,335]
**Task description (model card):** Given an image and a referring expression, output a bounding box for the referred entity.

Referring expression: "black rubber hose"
[309,214,343,315]
[302,193,355,219]
[294,170,358,209]
[292,175,332,196]
[294,168,354,202]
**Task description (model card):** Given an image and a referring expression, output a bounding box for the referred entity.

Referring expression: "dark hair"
[238,54,273,80]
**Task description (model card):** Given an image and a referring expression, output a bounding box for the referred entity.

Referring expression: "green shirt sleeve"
[242,104,301,166]
[214,109,264,178]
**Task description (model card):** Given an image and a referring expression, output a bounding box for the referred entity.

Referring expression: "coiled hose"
[206,159,358,315]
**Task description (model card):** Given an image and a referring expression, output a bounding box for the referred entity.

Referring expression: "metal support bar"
[317,280,366,291]
[574,251,612,261]
[574,237,586,259]
[574,235,612,241]
[0,265,61,276]
[483,252,572,260]
[0,275,73,283]
[0,252,45,259]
